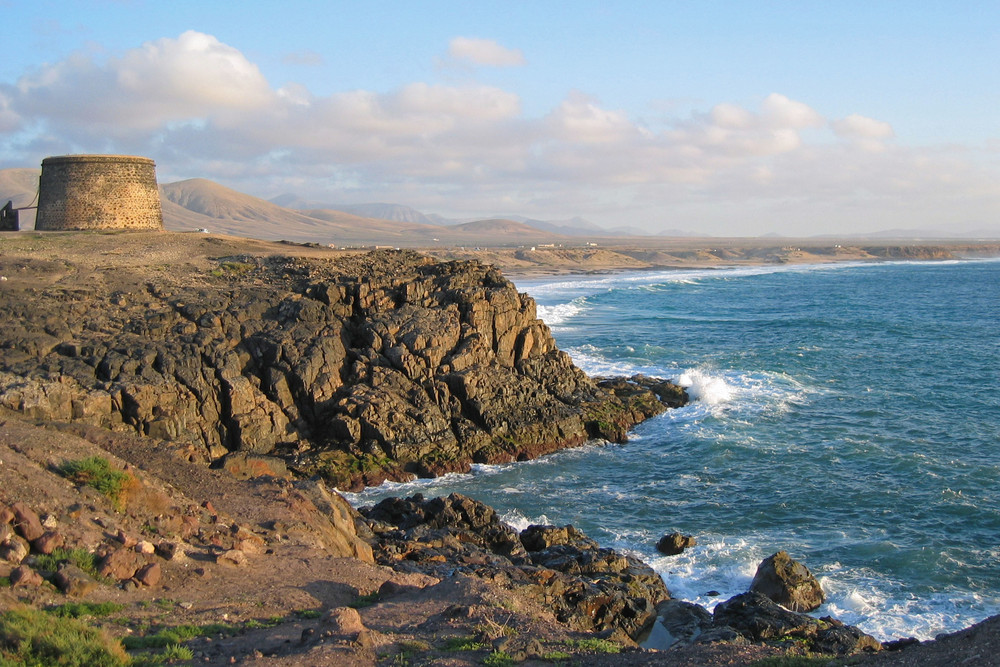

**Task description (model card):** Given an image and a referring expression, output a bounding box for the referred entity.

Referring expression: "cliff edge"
[0,232,684,490]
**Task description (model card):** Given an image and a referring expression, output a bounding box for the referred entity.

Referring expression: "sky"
[1,1,998,237]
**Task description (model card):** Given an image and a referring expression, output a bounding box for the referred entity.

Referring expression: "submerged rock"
[656,531,697,555]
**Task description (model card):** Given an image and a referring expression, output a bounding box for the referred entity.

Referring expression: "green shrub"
[0,608,130,667]
[56,456,132,509]
[46,602,125,619]
[348,592,380,609]
[441,635,490,652]
[563,637,620,654]
[749,658,843,667]
[32,547,100,578]
[483,651,516,666]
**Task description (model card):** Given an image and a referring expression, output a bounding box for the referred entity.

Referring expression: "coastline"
[2,232,998,665]
[425,239,1000,280]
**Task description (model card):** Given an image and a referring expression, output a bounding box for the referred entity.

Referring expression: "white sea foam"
[677,369,734,405]
[535,299,585,326]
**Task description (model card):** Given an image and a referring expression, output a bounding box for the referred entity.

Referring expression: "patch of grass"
[294,609,323,620]
[563,638,620,654]
[441,635,491,652]
[541,650,572,661]
[243,616,283,630]
[46,601,125,619]
[0,577,9,588]
[0,608,130,667]
[131,642,196,665]
[749,658,844,667]
[348,592,380,609]
[483,651,516,666]
[210,260,255,278]
[56,456,132,510]
[397,640,431,654]
[32,547,101,578]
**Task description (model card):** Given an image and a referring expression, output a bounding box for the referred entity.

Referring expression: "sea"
[344,258,1000,642]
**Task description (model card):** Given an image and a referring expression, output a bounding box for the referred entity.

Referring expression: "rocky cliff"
[0,233,685,490]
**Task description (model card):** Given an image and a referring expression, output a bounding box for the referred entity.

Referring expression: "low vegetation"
[0,608,130,667]
[55,456,133,510]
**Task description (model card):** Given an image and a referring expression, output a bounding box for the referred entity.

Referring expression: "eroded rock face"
[713,592,881,655]
[361,493,670,642]
[0,250,686,488]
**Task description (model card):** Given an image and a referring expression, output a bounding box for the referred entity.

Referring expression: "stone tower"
[35,155,163,231]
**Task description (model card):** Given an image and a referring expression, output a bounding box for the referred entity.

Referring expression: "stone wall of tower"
[35,155,163,231]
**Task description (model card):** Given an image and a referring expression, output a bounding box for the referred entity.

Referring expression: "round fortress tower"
[35,155,163,231]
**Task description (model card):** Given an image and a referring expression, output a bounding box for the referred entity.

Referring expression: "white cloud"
[830,114,895,153]
[13,31,272,132]
[832,113,894,139]
[447,37,525,67]
[2,31,996,235]
[761,93,824,128]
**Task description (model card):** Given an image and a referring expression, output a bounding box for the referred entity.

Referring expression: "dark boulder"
[656,532,697,555]
[749,550,825,612]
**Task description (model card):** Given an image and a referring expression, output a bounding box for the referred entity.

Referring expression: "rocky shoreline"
[0,233,685,491]
[1,232,996,665]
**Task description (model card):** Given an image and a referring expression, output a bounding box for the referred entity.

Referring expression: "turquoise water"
[346,259,1000,641]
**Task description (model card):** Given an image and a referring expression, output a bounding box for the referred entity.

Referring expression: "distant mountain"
[450,218,565,239]
[501,215,613,237]
[270,196,441,226]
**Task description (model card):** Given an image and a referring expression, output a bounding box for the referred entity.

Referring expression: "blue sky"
[1,1,998,236]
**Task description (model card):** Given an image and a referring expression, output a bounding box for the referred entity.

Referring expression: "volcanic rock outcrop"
[0,242,685,489]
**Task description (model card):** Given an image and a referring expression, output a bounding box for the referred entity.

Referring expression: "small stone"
[0,504,13,524]
[11,502,44,542]
[116,530,137,547]
[98,547,144,580]
[10,565,44,587]
[135,562,162,587]
[135,540,156,554]
[1,535,30,564]
[322,607,366,635]
[41,514,58,530]
[54,564,99,597]
[216,549,247,567]
[32,531,65,555]
[155,540,181,560]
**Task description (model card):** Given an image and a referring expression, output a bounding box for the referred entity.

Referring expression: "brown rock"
[135,540,156,554]
[0,504,14,524]
[656,532,697,556]
[216,549,247,567]
[749,551,825,613]
[32,530,65,555]
[98,547,144,580]
[115,529,137,547]
[0,535,30,564]
[134,562,161,587]
[322,607,366,635]
[155,540,182,560]
[10,565,44,587]
[11,502,44,541]
[55,564,100,597]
